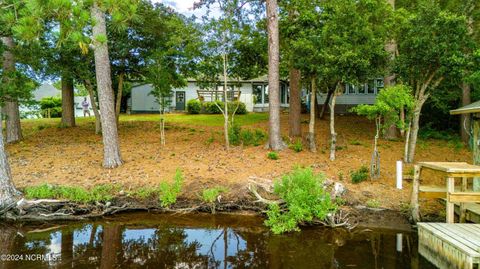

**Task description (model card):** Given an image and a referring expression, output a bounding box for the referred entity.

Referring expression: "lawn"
[21,113,270,128]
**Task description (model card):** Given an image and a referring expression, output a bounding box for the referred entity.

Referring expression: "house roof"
[450,100,480,115]
[32,83,61,101]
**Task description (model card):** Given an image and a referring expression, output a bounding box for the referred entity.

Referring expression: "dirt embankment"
[7,114,470,221]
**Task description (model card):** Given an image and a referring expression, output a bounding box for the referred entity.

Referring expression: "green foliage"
[267,151,279,160]
[24,183,115,203]
[265,168,338,234]
[158,169,184,207]
[228,124,266,146]
[201,186,228,213]
[132,187,156,199]
[187,99,202,114]
[229,101,247,115]
[39,97,62,118]
[350,166,369,184]
[366,199,381,208]
[352,85,415,132]
[349,140,363,146]
[203,101,224,114]
[290,139,303,152]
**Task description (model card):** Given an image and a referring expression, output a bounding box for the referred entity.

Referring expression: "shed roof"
[450,100,480,115]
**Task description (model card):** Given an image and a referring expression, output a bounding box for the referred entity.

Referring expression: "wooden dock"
[418,223,480,269]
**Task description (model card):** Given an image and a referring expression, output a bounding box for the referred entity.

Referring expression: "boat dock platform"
[418,223,480,269]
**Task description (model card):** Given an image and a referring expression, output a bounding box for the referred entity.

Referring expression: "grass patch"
[267,151,279,160]
[350,166,369,184]
[289,139,303,152]
[159,169,184,207]
[366,199,380,208]
[24,183,115,203]
[349,139,364,146]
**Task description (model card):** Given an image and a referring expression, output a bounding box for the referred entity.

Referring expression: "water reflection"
[0,213,436,269]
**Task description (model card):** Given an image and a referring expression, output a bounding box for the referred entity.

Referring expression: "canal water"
[0,212,436,269]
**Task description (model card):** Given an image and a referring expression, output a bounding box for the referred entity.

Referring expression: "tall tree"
[90,1,124,168]
[266,0,284,150]
[1,37,21,143]
[396,1,471,163]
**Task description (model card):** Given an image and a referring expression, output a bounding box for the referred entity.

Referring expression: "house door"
[175,91,185,111]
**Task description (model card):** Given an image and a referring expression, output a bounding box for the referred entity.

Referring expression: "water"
[0,212,436,269]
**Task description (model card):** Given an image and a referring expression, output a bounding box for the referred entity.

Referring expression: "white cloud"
[151,0,197,13]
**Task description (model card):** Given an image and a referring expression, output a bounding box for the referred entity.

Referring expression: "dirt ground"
[8,114,471,213]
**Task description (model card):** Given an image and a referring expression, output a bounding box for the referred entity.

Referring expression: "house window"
[253,84,263,104]
[376,79,384,94]
[216,85,235,101]
[347,84,357,94]
[367,80,375,94]
[281,83,290,104]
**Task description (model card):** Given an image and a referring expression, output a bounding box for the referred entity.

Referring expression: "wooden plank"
[447,225,480,250]
[439,199,480,224]
[434,224,480,251]
[419,162,480,173]
[449,193,480,203]
[447,177,455,223]
[419,186,464,199]
[419,223,480,256]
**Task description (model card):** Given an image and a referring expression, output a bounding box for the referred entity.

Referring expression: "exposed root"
[247,183,280,205]
[318,210,358,230]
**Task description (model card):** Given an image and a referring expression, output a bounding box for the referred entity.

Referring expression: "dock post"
[460,177,468,223]
[410,164,420,223]
[446,177,455,223]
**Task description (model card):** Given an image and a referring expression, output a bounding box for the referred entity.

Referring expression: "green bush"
[202,101,247,115]
[203,101,224,114]
[39,97,62,118]
[265,168,338,234]
[228,101,247,115]
[351,166,369,184]
[187,99,202,114]
[201,187,228,213]
[267,151,279,160]
[290,139,303,152]
[159,169,184,207]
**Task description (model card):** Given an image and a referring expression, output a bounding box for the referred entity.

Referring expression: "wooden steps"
[418,223,480,269]
[439,199,480,224]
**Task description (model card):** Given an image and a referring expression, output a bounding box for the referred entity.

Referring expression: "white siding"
[317,93,376,105]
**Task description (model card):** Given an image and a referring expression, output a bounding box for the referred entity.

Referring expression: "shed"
[450,101,480,191]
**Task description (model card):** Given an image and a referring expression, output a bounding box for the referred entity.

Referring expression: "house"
[129,76,290,113]
[129,76,385,114]
[20,83,93,118]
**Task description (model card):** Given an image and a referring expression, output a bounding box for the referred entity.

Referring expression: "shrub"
[228,101,247,115]
[229,124,266,147]
[187,99,202,114]
[265,168,338,234]
[228,123,242,146]
[366,199,380,208]
[267,151,279,160]
[201,187,228,213]
[290,139,303,152]
[202,101,224,114]
[351,166,369,184]
[159,169,184,207]
[39,97,62,118]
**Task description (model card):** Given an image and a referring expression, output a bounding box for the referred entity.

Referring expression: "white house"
[21,83,93,118]
[129,75,290,113]
[129,76,385,114]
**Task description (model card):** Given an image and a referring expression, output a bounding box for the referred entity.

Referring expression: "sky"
[152,0,215,17]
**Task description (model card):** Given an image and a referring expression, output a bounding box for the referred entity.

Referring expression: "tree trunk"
[319,88,334,119]
[222,52,230,150]
[308,77,316,152]
[330,90,338,161]
[288,68,301,137]
[460,83,471,143]
[266,0,284,151]
[61,74,76,127]
[100,225,122,269]
[85,80,102,134]
[407,101,423,163]
[115,72,124,124]
[1,36,21,143]
[91,2,123,168]
[0,111,18,209]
